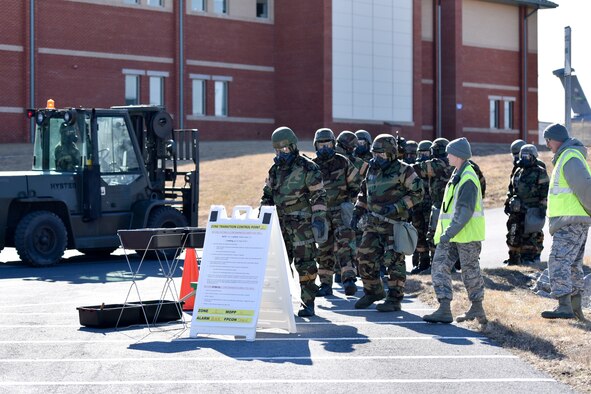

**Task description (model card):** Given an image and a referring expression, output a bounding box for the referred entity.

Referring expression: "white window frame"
[489,96,501,129]
[147,0,164,7]
[213,0,227,14]
[125,75,140,105]
[149,76,164,106]
[503,98,515,130]
[256,0,268,18]
[190,0,206,12]
[214,80,228,116]
[192,79,206,116]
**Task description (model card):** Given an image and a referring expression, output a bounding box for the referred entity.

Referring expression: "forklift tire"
[78,247,118,258]
[136,206,188,260]
[15,211,68,267]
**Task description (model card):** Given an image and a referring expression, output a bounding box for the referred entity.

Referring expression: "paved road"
[481,207,591,269]
[0,251,572,393]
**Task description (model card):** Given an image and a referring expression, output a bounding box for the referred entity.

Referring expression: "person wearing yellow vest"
[541,123,591,321]
[423,137,487,324]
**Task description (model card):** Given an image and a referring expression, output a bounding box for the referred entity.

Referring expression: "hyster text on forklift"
[0,99,199,267]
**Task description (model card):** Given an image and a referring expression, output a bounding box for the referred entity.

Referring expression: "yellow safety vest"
[548,148,591,218]
[434,164,485,244]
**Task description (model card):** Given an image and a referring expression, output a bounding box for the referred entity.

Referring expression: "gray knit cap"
[446,137,472,160]
[543,123,569,142]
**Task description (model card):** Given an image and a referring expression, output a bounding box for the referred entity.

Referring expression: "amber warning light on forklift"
[46,99,55,109]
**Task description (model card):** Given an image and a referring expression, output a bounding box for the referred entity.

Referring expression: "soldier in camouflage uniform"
[423,138,487,324]
[313,128,360,297]
[351,134,424,312]
[541,123,591,321]
[412,138,454,271]
[354,130,373,163]
[54,123,81,171]
[261,127,328,317]
[503,144,549,265]
[336,130,369,281]
[403,140,418,164]
[410,140,433,274]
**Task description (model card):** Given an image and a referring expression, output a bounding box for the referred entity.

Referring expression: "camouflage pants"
[280,213,319,304]
[357,219,406,300]
[412,202,431,268]
[317,209,356,284]
[506,212,544,258]
[548,223,588,298]
[432,240,484,302]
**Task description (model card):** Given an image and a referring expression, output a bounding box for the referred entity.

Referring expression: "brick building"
[0,0,557,144]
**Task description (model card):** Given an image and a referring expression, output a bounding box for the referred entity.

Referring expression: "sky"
[538,0,591,123]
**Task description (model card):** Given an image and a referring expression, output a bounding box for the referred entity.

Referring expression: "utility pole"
[564,26,572,131]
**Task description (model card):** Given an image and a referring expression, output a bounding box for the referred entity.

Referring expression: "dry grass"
[192,142,590,393]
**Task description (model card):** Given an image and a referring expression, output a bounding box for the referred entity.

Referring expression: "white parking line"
[0,378,556,387]
[0,355,519,362]
[0,336,488,344]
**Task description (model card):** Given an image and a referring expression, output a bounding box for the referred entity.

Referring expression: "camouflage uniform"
[431,240,484,301]
[354,135,424,306]
[410,140,432,273]
[354,130,373,163]
[504,148,549,265]
[548,223,587,298]
[314,131,360,290]
[412,145,453,260]
[55,124,80,171]
[261,127,328,315]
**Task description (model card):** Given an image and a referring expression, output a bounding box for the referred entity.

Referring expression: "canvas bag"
[392,220,418,255]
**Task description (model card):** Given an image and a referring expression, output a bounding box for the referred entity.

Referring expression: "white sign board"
[189,205,297,341]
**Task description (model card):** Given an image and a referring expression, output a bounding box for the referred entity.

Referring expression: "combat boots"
[316,283,333,297]
[541,295,575,319]
[571,293,586,321]
[376,298,401,312]
[423,299,453,323]
[456,300,488,324]
[342,279,357,296]
[297,301,315,317]
[354,292,386,309]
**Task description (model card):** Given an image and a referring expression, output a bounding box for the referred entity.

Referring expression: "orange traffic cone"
[179,248,200,311]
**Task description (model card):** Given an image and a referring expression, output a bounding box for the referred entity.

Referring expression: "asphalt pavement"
[0,238,574,393]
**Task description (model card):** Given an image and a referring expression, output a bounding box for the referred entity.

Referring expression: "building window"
[147,0,163,7]
[149,76,164,106]
[213,0,227,14]
[192,80,206,116]
[123,0,139,4]
[125,75,139,105]
[191,0,205,11]
[256,0,268,18]
[215,81,228,116]
[489,98,501,129]
[504,100,515,130]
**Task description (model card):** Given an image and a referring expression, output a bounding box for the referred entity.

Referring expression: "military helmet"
[313,128,336,145]
[371,134,397,154]
[520,144,538,158]
[404,140,418,154]
[510,139,526,155]
[272,127,298,150]
[355,129,372,144]
[336,130,358,151]
[418,140,432,152]
[431,137,450,157]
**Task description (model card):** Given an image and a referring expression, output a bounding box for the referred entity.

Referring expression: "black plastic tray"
[183,227,206,248]
[77,300,184,328]
[118,228,186,250]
